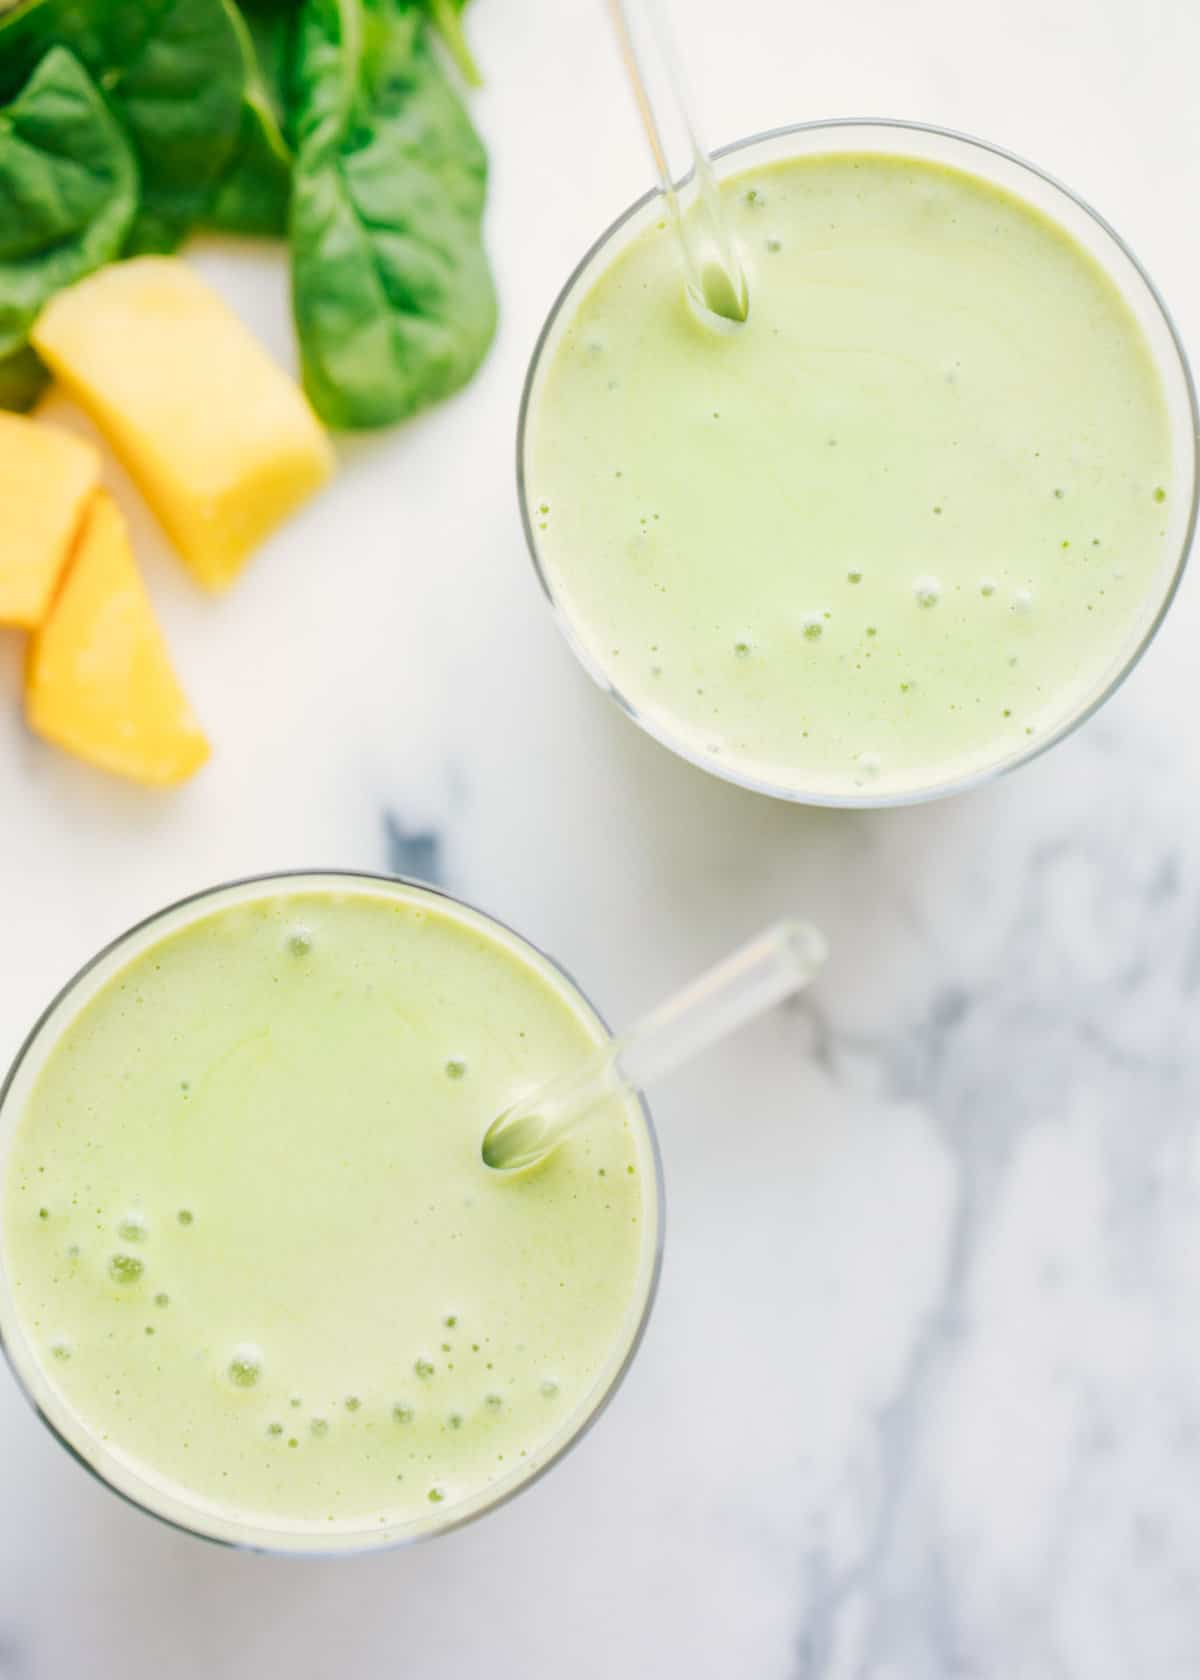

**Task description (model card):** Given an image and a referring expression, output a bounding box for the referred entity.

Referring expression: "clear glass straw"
[482,919,826,1173]
[605,0,749,322]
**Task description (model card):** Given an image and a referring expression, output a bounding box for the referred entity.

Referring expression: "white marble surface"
[2,1,1199,1675]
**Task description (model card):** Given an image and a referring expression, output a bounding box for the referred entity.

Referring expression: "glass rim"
[0,868,666,1556]
[517,115,1200,809]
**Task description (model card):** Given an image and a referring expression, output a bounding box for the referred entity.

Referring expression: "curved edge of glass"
[517,117,1200,809]
[0,869,666,1557]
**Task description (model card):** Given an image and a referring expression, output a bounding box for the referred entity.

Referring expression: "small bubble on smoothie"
[176,1209,194,1227]
[288,928,313,957]
[415,1358,435,1380]
[444,1060,467,1080]
[980,578,998,597]
[484,1393,503,1411]
[311,1417,330,1438]
[266,1421,284,1438]
[847,569,863,584]
[50,1338,72,1362]
[540,1378,560,1399]
[734,640,752,658]
[1011,589,1035,615]
[154,1292,170,1308]
[855,752,882,781]
[393,1402,414,1423]
[117,1212,147,1243]
[766,237,782,253]
[228,1345,263,1388]
[108,1253,144,1285]
[913,576,941,608]
[801,616,824,641]
[344,1395,361,1412]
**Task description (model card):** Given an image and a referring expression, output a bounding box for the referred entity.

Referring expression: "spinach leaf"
[207,0,293,238]
[0,0,246,251]
[0,343,48,410]
[421,0,479,88]
[289,0,496,429]
[0,45,137,399]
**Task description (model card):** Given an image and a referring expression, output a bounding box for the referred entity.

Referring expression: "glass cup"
[518,119,1199,807]
[0,871,664,1553]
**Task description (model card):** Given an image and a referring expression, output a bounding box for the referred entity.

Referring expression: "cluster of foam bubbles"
[719,565,1044,687]
[32,1196,203,1374]
[100,1201,195,1294]
[40,1193,573,1519]
[108,1252,145,1285]
[215,1306,567,1499]
[907,574,1037,617]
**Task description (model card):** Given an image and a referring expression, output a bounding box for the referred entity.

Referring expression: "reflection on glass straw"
[605,0,748,322]
[482,920,826,1173]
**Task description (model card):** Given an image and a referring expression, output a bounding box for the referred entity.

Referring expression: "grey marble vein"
[383,811,445,888]
[789,800,1200,1678]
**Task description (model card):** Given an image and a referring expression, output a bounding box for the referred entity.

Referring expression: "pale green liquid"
[0,884,656,1544]
[528,154,1175,798]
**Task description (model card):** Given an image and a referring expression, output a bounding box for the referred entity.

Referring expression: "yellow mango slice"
[0,412,100,628]
[32,259,334,590]
[27,492,209,785]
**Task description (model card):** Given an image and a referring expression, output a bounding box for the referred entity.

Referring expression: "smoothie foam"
[525,150,1180,799]
[0,879,659,1547]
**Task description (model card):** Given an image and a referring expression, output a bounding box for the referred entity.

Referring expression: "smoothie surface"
[0,883,656,1542]
[526,151,1176,798]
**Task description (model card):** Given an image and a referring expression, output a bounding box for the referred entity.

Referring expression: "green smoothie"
[525,151,1178,799]
[0,878,659,1548]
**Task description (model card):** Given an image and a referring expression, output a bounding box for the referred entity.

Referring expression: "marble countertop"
[2,1,1199,1675]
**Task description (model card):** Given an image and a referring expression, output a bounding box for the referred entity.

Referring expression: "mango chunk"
[0,413,101,628]
[27,492,209,785]
[31,259,334,590]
